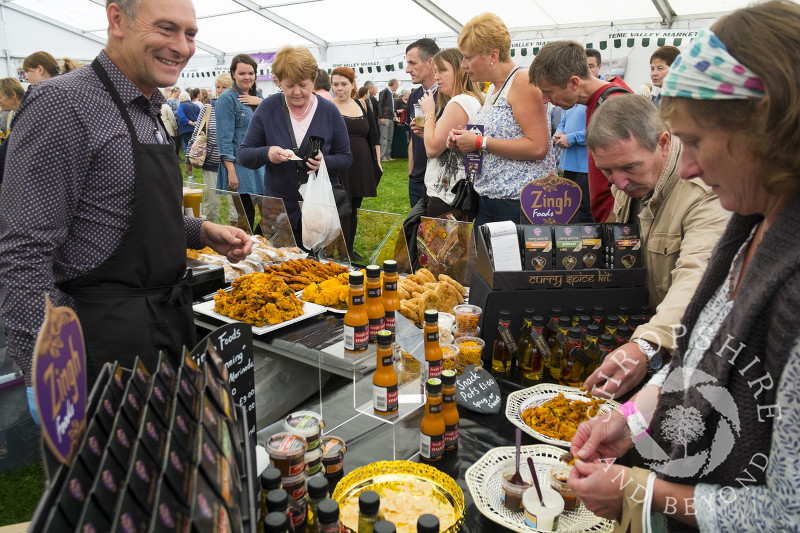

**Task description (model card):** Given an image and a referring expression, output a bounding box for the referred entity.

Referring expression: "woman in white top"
[418,48,484,219]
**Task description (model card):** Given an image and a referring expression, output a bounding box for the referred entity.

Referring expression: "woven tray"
[465,444,612,533]
[505,384,620,447]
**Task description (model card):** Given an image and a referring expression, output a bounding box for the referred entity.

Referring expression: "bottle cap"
[424,309,438,323]
[630,314,646,328]
[441,369,456,385]
[377,330,393,346]
[568,327,582,339]
[532,315,545,327]
[606,315,620,326]
[349,271,364,285]
[375,520,397,533]
[260,467,282,491]
[383,260,397,273]
[558,315,571,327]
[592,305,606,315]
[263,511,289,533]
[359,490,381,515]
[426,378,442,394]
[617,324,632,336]
[499,309,511,319]
[617,304,630,315]
[417,513,440,533]
[366,265,381,278]
[573,305,585,316]
[549,306,562,317]
[578,315,592,326]
[317,499,340,523]
[266,489,289,513]
[307,475,329,499]
[587,324,601,335]
[640,305,652,315]
[599,333,614,346]
[523,307,536,318]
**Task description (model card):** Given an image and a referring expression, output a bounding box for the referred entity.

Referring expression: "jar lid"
[320,436,347,458]
[305,447,322,463]
[266,432,307,455]
[383,260,397,273]
[283,411,322,436]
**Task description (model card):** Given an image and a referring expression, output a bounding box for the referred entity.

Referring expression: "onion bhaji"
[213,272,303,327]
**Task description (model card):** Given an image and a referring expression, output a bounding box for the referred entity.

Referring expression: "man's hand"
[568,460,628,520]
[200,222,252,262]
[584,342,649,398]
[571,409,632,463]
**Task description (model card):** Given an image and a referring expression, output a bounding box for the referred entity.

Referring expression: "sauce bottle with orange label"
[423,309,443,384]
[441,370,459,453]
[373,330,399,416]
[419,377,445,463]
[344,272,368,354]
[381,260,400,341]
[365,265,385,344]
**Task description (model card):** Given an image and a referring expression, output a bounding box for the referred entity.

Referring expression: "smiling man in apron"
[0,0,252,408]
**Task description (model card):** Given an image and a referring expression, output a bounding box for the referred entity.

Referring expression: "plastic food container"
[283,410,323,451]
[440,343,458,371]
[266,432,307,477]
[320,435,347,477]
[453,326,481,340]
[282,470,307,501]
[305,447,322,476]
[501,466,532,511]
[455,337,485,368]
[438,313,455,344]
[453,304,482,333]
[523,486,564,531]
[550,465,580,510]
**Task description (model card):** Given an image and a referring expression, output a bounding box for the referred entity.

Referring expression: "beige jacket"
[160,103,178,136]
[608,137,730,351]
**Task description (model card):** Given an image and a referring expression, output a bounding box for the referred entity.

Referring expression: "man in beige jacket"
[583,94,730,397]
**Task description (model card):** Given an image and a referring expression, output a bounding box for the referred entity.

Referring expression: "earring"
[491,62,494,66]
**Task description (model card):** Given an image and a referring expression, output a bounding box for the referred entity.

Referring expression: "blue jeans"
[473,196,524,229]
[409,180,424,208]
[181,132,193,164]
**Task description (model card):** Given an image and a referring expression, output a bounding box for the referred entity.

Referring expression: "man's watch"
[481,135,489,152]
[633,338,663,370]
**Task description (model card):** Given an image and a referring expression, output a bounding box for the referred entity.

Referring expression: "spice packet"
[521,225,553,271]
[124,442,161,512]
[121,377,146,428]
[76,495,112,533]
[553,225,583,271]
[95,383,120,434]
[138,406,169,468]
[111,490,151,533]
[169,398,198,455]
[202,393,238,462]
[56,454,92,529]
[204,364,233,422]
[162,433,195,507]
[90,450,125,521]
[604,223,642,269]
[149,484,192,533]
[148,375,174,429]
[78,419,108,473]
[196,430,242,509]
[192,473,243,533]
[182,348,205,392]
[175,367,201,422]
[156,351,178,393]
[579,224,603,268]
[108,411,137,471]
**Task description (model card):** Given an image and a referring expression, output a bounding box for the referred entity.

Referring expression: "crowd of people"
[0,0,799,530]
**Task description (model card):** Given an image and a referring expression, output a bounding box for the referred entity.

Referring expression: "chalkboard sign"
[455,365,501,414]
[192,324,256,436]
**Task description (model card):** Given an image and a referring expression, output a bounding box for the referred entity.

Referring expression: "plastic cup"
[453,304,482,333]
[523,486,564,531]
[453,326,480,340]
[283,410,323,451]
[182,188,203,217]
[455,337,484,368]
[441,343,458,371]
[550,465,581,510]
[501,466,532,511]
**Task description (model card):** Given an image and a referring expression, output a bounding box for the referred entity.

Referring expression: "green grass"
[0,462,45,526]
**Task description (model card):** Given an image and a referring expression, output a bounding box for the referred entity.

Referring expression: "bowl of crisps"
[333,460,465,533]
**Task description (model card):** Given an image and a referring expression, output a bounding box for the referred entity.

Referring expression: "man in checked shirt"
[0,0,252,418]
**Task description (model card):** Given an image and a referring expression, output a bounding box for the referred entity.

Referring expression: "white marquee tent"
[0,0,759,92]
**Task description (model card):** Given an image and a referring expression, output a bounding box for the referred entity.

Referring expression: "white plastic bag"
[299,156,340,250]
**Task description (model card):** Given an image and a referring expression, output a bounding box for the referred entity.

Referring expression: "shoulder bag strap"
[279,93,299,151]
[493,66,522,106]
[198,104,211,134]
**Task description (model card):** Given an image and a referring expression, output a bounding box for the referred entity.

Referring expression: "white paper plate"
[193,298,327,335]
[505,384,620,448]
[466,444,612,533]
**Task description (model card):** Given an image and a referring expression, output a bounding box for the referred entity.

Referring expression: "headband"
[661,29,765,100]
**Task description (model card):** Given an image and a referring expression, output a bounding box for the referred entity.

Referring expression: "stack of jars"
[452,304,484,374]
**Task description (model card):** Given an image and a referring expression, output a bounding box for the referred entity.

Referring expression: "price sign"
[455,365,501,414]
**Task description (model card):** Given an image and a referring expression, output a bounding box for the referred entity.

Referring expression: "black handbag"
[450,172,479,217]
[280,95,352,218]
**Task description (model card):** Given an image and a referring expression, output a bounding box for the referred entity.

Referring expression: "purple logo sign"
[170,451,183,473]
[203,443,215,464]
[88,436,101,456]
[69,478,84,501]
[520,174,582,224]
[102,470,116,492]
[32,298,87,465]
[176,414,188,435]
[204,406,216,425]
[197,494,211,518]
[146,422,158,441]
[159,504,175,527]
[116,428,130,449]
[121,513,134,533]
[154,386,164,403]
[135,460,149,482]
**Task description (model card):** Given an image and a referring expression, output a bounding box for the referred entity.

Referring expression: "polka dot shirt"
[0,51,203,383]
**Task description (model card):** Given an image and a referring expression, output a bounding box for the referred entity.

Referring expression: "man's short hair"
[650,46,681,66]
[107,0,140,20]
[529,41,590,87]
[406,38,440,61]
[363,80,374,88]
[585,48,602,65]
[586,94,667,153]
[388,78,398,87]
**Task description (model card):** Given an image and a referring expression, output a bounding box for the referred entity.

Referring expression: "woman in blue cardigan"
[239,46,352,247]
[177,88,202,177]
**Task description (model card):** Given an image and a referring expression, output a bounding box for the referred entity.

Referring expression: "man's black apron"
[59,59,196,385]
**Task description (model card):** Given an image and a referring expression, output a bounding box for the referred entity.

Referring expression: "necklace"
[287,97,312,120]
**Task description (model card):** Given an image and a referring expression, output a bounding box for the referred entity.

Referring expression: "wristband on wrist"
[618,401,650,441]
[481,134,489,152]
[475,135,483,151]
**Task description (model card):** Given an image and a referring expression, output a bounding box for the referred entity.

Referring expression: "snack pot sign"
[33,296,88,465]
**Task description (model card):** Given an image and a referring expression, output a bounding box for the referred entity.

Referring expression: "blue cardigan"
[239,93,352,205]
[556,104,588,173]
[176,101,200,135]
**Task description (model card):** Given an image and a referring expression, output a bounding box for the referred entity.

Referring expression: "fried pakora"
[213,272,303,327]
[521,393,606,442]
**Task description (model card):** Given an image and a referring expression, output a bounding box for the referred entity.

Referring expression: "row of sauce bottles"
[491,305,652,388]
[343,261,401,354]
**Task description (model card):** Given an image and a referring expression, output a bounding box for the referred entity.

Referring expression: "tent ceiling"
[3,0,755,59]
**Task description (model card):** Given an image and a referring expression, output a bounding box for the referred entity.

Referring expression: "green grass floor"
[0,156,414,527]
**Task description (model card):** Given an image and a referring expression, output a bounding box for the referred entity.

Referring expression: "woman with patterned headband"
[566,2,800,531]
